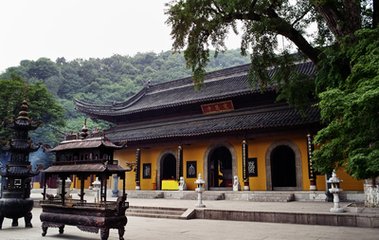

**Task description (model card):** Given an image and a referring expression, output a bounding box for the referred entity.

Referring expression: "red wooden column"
[242,140,250,191]
[177,145,183,180]
[135,148,141,190]
[307,134,317,190]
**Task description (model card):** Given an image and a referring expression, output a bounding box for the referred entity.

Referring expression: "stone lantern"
[327,170,344,213]
[194,173,205,208]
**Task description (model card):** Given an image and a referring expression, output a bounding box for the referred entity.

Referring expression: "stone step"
[127,212,184,219]
[127,191,164,199]
[127,206,186,216]
[249,193,295,202]
[126,190,225,200]
[179,192,225,200]
[126,206,189,220]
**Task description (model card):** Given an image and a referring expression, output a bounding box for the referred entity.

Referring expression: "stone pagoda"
[0,100,40,229]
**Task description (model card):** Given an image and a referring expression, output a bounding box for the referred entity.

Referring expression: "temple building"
[75,62,363,193]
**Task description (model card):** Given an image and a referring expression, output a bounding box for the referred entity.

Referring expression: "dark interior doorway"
[208,146,233,189]
[161,154,177,181]
[270,145,296,189]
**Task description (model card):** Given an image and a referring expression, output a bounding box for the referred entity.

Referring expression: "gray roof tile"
[105,104,319,142]
[76,62,315,116]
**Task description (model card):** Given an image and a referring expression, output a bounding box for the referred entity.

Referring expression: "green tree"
[313,28,379,179]
[27,58,59,80]
[166,1,378,179]
[0,77,65,146]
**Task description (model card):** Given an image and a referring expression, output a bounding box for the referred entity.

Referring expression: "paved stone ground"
[1,207,379,240]
[30,191,368,214]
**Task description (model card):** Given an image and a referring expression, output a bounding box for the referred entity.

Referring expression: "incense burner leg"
[0,215,4,229]
[42,222,48,236]
[59,225,64,234]
[12,218,18,227]
[100,227,110,240]
[25,211,33,228]
[118,226,125,240]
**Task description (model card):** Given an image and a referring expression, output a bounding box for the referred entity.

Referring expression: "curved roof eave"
[76,88,262,118]
[104,105,320,143]
[75,61,315,118]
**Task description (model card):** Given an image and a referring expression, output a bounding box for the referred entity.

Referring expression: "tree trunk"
[313,1,361,40]
[374,0,379,28]
[364,177,379,207]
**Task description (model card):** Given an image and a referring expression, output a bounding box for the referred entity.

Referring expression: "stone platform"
[30,189,378,228]
[124,190,364,202]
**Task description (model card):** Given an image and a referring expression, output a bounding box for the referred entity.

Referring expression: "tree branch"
[265,7,322,64]
[291,7,312,27]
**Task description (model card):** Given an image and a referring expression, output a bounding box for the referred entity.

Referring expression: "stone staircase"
[171,191,225,200]
[126,206,194,219]
[248,192,295,202]
[126,190,225,200]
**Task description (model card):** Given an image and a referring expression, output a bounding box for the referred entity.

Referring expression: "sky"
[0,0,241,73]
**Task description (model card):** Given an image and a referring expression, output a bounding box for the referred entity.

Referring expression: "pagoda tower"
[0,100,40,229]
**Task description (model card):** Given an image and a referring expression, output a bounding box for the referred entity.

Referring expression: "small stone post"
[194,174,205,208]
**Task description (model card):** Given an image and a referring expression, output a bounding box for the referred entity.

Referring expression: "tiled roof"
[0,166,35,177]
[105,104,320,143]
[50,137,124,152]
[75,62,315,117]
[43,163,127,174]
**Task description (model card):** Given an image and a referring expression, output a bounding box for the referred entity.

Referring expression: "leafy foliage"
[0,76,65,146]
[313,28,379,179]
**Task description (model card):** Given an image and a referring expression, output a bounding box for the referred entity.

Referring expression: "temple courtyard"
[1,197,379,240]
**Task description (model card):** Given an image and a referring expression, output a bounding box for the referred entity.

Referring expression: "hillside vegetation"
[0,49,249,145]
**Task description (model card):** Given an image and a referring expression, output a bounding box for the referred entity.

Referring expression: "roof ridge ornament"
[80,119,89,139]
[146,80,151,89]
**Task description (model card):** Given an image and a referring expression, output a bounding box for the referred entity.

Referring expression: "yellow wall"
[113,133,363,192]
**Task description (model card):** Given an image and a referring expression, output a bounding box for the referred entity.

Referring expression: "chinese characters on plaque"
[142,163,151,179]
[247,158,258,177]
[186,161,197,178]
[201,100,234,115]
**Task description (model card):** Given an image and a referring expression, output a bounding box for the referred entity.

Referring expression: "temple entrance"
[270,145,297,189]
[208,146,233,189]
[160,153,177,183]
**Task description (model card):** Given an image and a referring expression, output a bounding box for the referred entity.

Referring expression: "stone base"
[309,185,317,191]
[364,181,379,207]
[330,207,344,213]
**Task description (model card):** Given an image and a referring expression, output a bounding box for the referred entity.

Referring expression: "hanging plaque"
[248,158,258,177]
